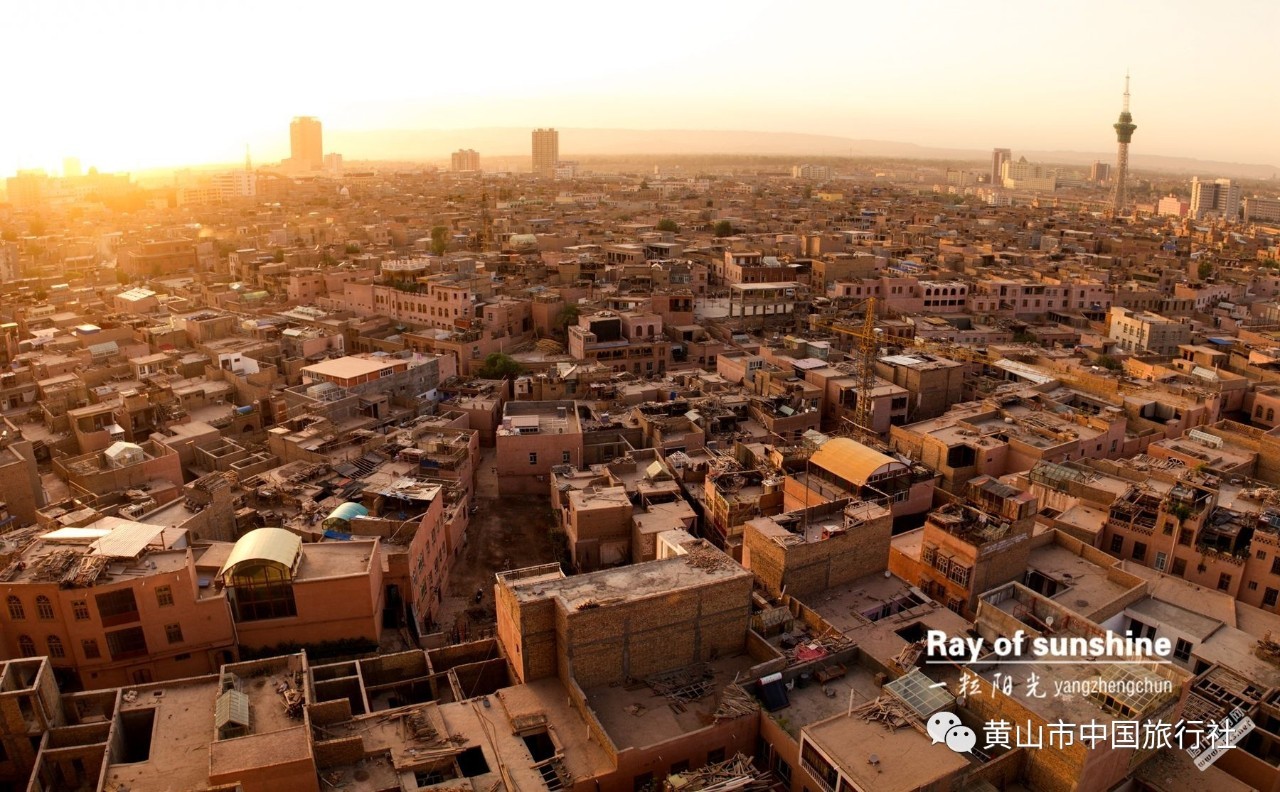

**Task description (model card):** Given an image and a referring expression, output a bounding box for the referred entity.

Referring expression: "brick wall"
[744,509,891,600]
[559,575,753,689]
[314,736,365,769]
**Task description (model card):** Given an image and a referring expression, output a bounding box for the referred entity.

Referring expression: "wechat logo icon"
[926,711,977,753]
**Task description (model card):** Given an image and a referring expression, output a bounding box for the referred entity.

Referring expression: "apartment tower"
[532,128,559,178]
[290,116,323,171]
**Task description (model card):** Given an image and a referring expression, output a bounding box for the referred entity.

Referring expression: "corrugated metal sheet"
[88,521,166,559]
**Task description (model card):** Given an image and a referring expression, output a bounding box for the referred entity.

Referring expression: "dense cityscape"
[2,40,1280,792]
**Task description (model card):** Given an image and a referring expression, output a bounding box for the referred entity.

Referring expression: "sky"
[2,0,1277,176]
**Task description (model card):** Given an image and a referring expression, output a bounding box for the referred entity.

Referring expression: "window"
[562,451,571,464]
[72,601,89,621]
[105,627,148,660]
[774,757,792,784]
[1172,558,1187,576]
[1173,638,1193,662]
[17,636,35,657]
[7,596,24,621]
[165,623,184,644]
[1218,573,1232,592]
[156,586,174,607]
[95,589,140,627]
[228,562,298,622]
[1109,535,1124,555]
[1155,552,1167,572]
[1267,588,1279,608]
[529,453,538,465]
[1272,557,1280,576]
[82,639,100,659]
[1249,581,1259,591]
[800,742,838,792]
[706,748,726,765]
[1259,550,1269,561]
[35,596,53,621]
[1132,542,1147,562]
[46,636,64,659]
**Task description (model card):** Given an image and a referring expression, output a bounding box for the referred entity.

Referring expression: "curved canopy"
[323,502,368,530]
[809,437,905,487]
[220,527,302,578]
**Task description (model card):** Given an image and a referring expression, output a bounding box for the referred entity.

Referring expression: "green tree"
[1096,355,1122,371]
[657,219,679,233]
[344,243,361,255]
[713,220,735,237]
[1198,260,1213,280]
[430,226,449,256]
[272,248,285,262]
[553,304,581,338]
[477,353,523,379]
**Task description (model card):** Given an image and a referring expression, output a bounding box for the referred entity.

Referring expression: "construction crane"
[810,297,881,440]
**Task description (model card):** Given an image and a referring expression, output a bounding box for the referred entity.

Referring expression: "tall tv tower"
[1111,72,1137,215]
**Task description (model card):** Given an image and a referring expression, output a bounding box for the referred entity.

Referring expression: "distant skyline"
[3,0,1278,176]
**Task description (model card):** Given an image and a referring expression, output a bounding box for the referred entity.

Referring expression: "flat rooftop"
[505,549,750,608]
[586,654,757,750]
[808,572,971,673]
[296,540,377,581]
[104,676,219,792]
[804,710,970,792]
[1027,541,1140,620]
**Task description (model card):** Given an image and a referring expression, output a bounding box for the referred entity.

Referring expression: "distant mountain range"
[325,127,1279,180]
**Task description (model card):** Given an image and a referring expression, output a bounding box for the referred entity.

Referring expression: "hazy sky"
[3,0,1277,175]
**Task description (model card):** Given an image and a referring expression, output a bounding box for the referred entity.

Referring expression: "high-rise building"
[991,148,1011,185]
[290,116,323,171]
[1110,74,1137,215]
[451,149,480,172]
[532,128,558,178]
[1243,197,1280,224]
[1090,161,1111,183]
[1190,177,1242,221]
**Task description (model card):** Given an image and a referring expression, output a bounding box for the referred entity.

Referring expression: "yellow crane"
[809,297,880,439]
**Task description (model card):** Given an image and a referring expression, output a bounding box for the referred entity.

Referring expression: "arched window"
[46,636,64,659]
[7,596,24,621]
[1269,409,1275,423]
[17,636,35,657]
[228,562,298,622]
[35,596,53,621]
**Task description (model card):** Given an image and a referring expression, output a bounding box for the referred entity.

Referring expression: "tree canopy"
[430,226,449,256]
[477,353,523,379]
[553,304,581,337]
[657,218,679,233]
[713,220,735,237]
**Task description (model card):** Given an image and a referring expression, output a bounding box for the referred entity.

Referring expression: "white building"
[1190,177,1241,220]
